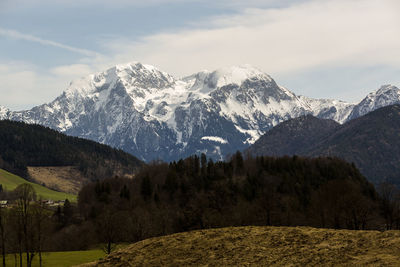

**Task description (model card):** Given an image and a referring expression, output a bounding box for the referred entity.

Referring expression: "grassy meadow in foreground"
[0,168,77,202]
[3,249,104,267]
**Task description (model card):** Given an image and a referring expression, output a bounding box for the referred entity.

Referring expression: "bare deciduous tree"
[0,206,6,267]
[14,184,36,267]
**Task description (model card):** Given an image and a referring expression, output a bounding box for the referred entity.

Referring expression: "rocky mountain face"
[0,62,398,162]
[247,104,400,186]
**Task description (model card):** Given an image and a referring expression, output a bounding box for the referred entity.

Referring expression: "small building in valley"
[0,200,8,207]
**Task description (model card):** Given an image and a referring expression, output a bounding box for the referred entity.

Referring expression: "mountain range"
[247,104,400,186]
[0,62,399,162]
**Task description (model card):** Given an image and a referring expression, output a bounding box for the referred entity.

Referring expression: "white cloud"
[0,28,99,57]
[50,64,93,78]
[99,0,400,78]
[0,62,81,110]
[1,0,399,110]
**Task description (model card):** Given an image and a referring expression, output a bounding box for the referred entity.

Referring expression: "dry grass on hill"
[79,226,400,267]
[28,166,88,194]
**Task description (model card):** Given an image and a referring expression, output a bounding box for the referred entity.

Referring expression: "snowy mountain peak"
[347,84,400,121]
[114,62,173,79]
[374,84,399,96]
[108,61,175,88]
[210,64,271,88]
[183,64,273,94]
[64,62,176,98]
[0,106,10,119]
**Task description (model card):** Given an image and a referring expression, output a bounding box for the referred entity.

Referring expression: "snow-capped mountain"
[347,85,400,121]
[297,96,355,124]
[0,106,10,119]
[0,62,395,162]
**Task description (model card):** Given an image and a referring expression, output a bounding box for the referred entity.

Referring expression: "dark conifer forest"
[78,153,382,240]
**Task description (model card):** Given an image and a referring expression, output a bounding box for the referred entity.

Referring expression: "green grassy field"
[0,168,77,202]
[3,249,105,267]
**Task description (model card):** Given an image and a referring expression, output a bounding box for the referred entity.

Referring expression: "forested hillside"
[74,153,393,254]
[0,120,143,181]
[248,104,400,186]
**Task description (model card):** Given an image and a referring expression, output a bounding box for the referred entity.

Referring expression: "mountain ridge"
[0,62,398,162]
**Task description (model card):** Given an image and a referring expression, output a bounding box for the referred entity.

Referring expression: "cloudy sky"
[1,0,399,110]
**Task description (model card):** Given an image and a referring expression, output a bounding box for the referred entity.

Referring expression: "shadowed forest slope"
[248,104,400,186]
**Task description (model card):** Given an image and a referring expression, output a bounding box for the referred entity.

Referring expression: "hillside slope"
[247,114,339,157]
[308,104,400,186]
[248,104,400,186]
[0,120,143,184]
[27,166,86,194]
[0,168,76,201]
[82,226,400,266]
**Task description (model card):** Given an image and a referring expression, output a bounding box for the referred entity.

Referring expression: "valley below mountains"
[1,62,399,162]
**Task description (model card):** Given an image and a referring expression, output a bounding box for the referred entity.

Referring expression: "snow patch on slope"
[201,136,228,144]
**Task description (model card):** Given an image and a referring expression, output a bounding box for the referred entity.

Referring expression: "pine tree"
[141,176,153,200]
